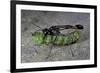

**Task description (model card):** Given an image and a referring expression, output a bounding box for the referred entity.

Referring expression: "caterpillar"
[32,30,80,45]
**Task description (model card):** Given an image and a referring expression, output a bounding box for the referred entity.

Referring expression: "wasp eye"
[75,25,83,29]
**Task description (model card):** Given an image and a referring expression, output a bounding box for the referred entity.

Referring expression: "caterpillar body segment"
[32,31,80,45]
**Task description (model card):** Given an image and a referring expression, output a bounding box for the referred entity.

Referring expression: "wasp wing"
[49,24,83,31]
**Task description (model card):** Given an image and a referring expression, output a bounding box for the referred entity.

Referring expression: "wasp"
[32,24,83,45]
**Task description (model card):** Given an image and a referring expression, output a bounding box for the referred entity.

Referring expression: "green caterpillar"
[32,31,80,45]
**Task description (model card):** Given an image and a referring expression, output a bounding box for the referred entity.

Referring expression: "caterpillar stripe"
[32,31,80,45]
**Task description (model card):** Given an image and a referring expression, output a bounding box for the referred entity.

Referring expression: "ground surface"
[21,10,90,63]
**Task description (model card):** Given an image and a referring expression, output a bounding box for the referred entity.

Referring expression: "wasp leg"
[69,46,75,57]
[45,44,53,60]
[45,34,58,60]
[33,47,38,55]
